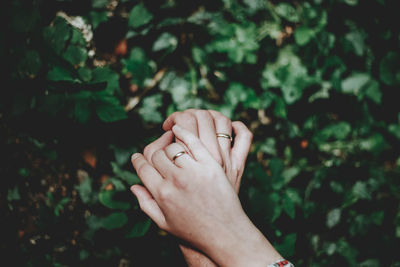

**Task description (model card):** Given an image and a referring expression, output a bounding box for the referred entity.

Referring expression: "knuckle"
[194,109,209,118]
[178,113,196,126]
[143,145,153,158]
[137,164,150,177]
[158,186,172,202]
[246,129,253,141]
[151,149,163,163]
[216,117,231,129]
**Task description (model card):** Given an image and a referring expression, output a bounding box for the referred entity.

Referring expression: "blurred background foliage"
[1,0,400,266]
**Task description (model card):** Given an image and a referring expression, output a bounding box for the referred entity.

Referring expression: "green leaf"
[91,0,108,8]
[92,67,120,92]
[47,66,76,82]
[43,17,71,54]
[54,197,70,216]
[122,47,154,87]
[262,46,312,104]
[294,26,314,46]
[269,158,285,190]
[126,218,151,238]
[314,122,352,144]
[326,208,341,228]
[281,85,302,105]
[95,95,128,122]
[380,51,400,85]
[275,233,297,257]
[102,212,129,230]
[341,73,370,95]
[359,133,387,154]
[259,138,277,156]
[345,30,366,56]
[281,167,300,185]
[129,4,153,28]
[74,101,92,123]
[344,0,358,6]
[17,50,42,77]
[70,28,87,46]
[99,190,130,210]
[224,82,259,110]
[111,162,141,185]
[89,11,109,29]
[78,67,92,82]
[75,177,93,204]
[275,3,300,23]
[363,79,382,104]
[389,124,400,139]
[283,191,296,219]
[7,186,21,201]
[62,45,88,66]
[359,259,380,267]
[152,32,178,52]
[138,94,164,123]
[352,181,371,200]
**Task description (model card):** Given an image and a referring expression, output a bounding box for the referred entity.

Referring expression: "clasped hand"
[130,110,281,267]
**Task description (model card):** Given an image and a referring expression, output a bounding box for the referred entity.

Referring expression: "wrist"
[203,215,281,267]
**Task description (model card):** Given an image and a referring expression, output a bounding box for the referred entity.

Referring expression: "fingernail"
[131,153,140,160]
[172,125,181,131]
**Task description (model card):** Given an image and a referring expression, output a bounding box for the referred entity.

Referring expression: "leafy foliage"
[1,0,400,266]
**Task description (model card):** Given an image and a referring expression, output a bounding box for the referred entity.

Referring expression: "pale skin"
[131,110,282,266]
[143,109,252,266]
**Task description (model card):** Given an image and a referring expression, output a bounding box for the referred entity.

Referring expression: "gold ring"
[172,151,186,161]
[216,133,232,141]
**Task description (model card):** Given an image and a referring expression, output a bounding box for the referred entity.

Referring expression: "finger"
[171,125,212,163]
[130,184,167,229]
[208,110,232,162]
[164,143,195,168]
[143,131,174,163]
[131,153,164,195]
[151,149,179,180]
[163,111,198,136]
[231,121,253,181]
[162,111,198,157]
[186,109,223,165]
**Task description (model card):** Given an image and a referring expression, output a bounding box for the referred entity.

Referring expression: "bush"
[1,0,400,266]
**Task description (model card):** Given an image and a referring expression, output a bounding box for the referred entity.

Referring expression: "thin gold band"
[172,151,186,161]
[216,133,233,141]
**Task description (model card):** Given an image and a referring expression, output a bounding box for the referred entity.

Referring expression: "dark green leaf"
[95,95,128,122]
[43,17,71,54]
[275,3,300,22]
[275,233,297,257]
[152,32,178,52]
[326,208,341,228]
[126,218,151,238]
[129,4,153,28]
[139,94,164,123]
[99,190,130,210]
[380,51,400,85]
[294,26,314,46]
[63,45,88,66]
[102,212,129,230]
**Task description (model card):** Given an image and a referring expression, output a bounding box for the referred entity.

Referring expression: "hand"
[162,109,253,192]
[131,125,281,267]
[144,109,252,266]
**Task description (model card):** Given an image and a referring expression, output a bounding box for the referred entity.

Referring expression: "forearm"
[179,245,218,267]
[200,216,282,267]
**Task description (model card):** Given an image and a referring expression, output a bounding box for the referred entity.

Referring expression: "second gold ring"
[216,133,233,141]
[172,151,186,161]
